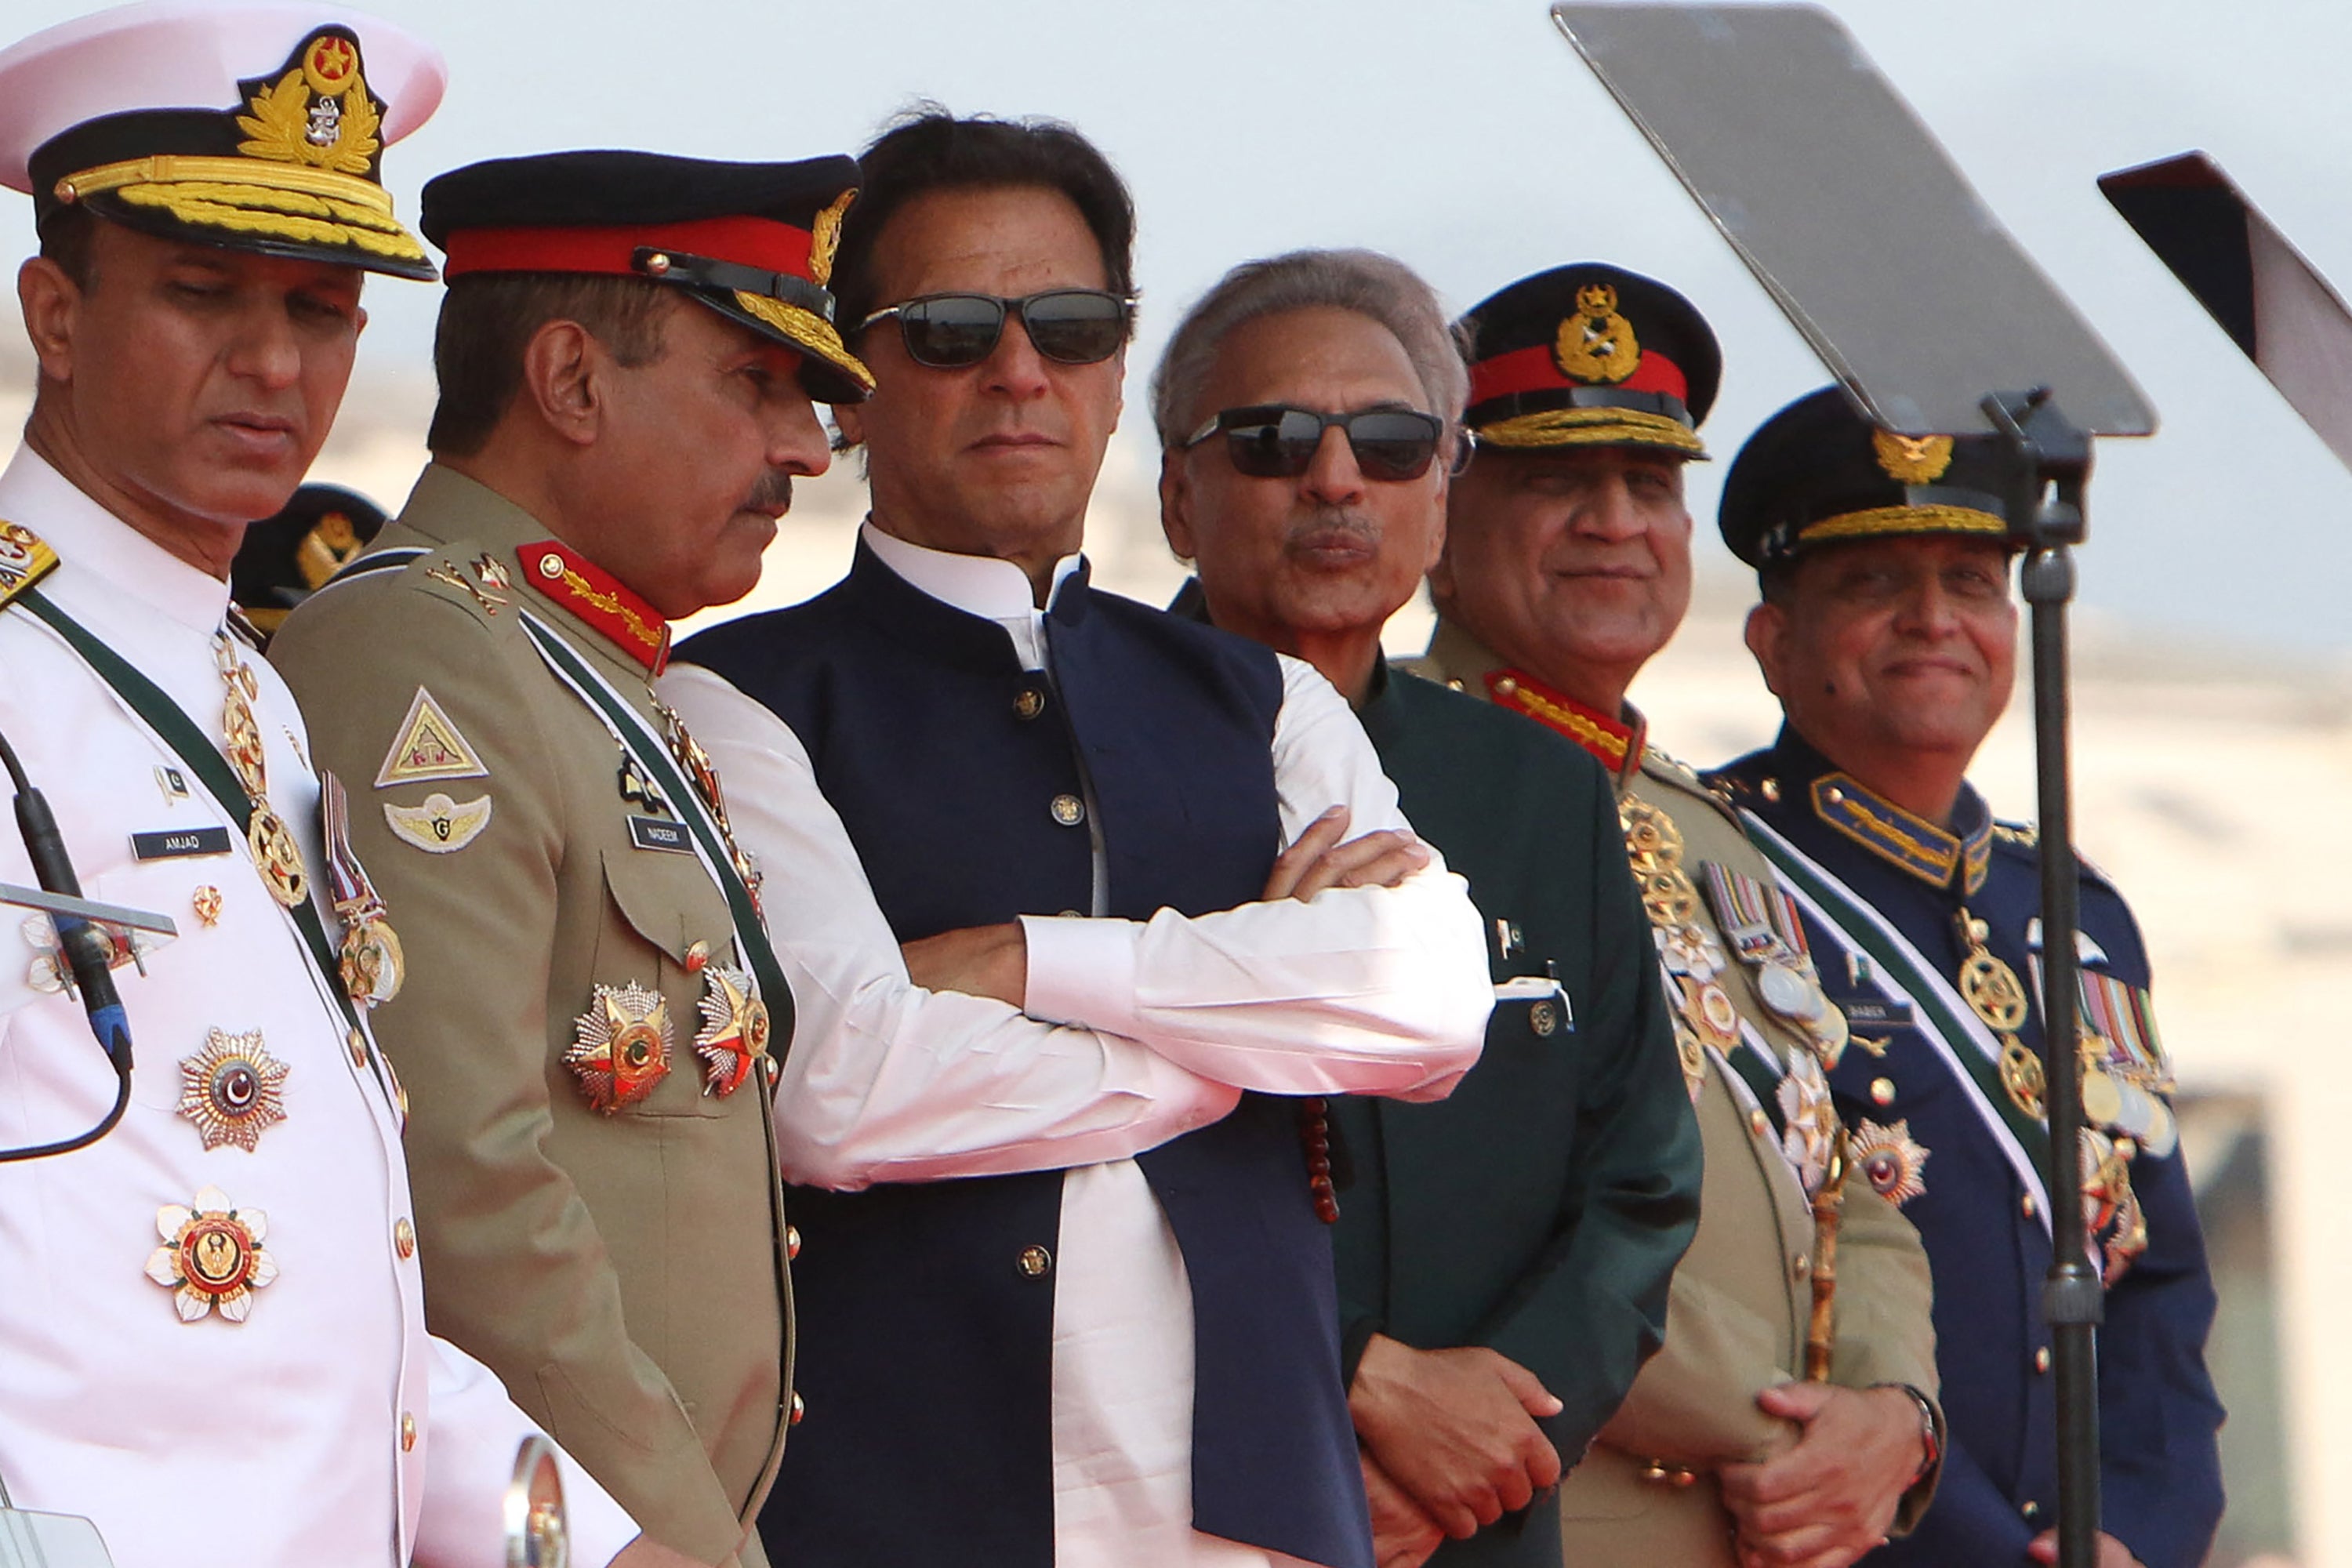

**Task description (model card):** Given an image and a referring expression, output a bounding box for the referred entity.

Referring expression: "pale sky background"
[6,0,2352,655]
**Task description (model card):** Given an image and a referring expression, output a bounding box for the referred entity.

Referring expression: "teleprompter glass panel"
[1552,3,2154,437]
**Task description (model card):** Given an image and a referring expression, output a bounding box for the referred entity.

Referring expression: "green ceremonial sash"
[1742,811,2055,1215]
[12,587,389,1099]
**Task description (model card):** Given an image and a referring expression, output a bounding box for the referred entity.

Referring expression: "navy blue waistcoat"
[677,543,1373,1568]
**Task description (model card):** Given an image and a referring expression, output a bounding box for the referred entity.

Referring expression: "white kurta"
[659,522,1492,1568]
[0,449,637,1568]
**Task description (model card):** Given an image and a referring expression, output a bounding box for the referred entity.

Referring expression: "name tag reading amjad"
[132,826,234,861]
[627,816,693,855]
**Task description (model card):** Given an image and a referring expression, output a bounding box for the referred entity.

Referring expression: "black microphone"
[1,729,132,1071]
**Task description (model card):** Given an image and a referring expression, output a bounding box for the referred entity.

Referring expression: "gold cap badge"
[1872,429,1955,485]
[1553,282,1641,385]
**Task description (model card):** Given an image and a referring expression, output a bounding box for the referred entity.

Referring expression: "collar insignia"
[1810,771,1991,895]
[0,521,60,611]
[1485,667,1642,777]
[522,539,670,674]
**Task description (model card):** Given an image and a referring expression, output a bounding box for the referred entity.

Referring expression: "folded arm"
[1020,655,1492,1100]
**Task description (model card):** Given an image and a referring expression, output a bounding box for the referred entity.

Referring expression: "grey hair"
[1149,248,1469,449]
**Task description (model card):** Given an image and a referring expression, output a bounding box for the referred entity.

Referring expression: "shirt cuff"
[1018,913,1140,1034]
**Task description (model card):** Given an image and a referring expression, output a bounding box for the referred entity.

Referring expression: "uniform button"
[400,1412,417,1452]
[394,1218,416,1259]
[1760,777,1782,803]
[2021,1193,2039,1219]
[1529,1001,1559,1036]
[1494,675,1519,697]
[1871,1076,1896,1105]
[1824,786,1846,806]
[347,1028,368,1071]
[1793,1252,1810,1279]
[1049,794,1085,828]
[2021,1501,2041,1523]
[1750,1108,1772,1138]
[1018,1244,1052,1278]
[1445,679,1465,692]
[2034,1347,2052,1374]
[786,1225,802,1261]
[789,1391,805,1425]
[1013,687,1047,721]
[1057,909,1083,918]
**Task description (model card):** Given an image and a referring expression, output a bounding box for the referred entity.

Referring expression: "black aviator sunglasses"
[855,289,1136,369]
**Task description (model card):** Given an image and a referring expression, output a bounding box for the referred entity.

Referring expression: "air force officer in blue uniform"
[1704,388,2224,1568]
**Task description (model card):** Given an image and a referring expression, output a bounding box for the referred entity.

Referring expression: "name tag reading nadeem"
[628,816,693,855]
[131,826,234,861]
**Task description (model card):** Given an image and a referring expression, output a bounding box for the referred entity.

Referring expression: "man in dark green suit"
[1155,248,1701,1568]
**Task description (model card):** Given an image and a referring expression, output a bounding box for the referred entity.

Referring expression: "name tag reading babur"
[131,826,234,861]
[627,816,692,855]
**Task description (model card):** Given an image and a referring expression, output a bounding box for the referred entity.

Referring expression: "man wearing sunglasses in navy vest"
[1154,248,1703,1568]
[661,111,1492,1568]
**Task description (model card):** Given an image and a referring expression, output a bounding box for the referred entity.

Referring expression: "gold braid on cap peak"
[1797,504,2008,546]
[113,183,426,262]
[1473,404,1706,457]
[731,293,877,394]
[59,155,397,214]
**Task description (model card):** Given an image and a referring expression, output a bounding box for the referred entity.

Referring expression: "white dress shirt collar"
[862,518,1084,618]
[0,445,232,637]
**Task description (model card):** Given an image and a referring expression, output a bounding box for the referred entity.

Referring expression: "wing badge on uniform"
[374,686,488,788]
[687,942,771,1097]
[566,982,673,1112]
[383,792,492,854]
[146,1186,278,1323]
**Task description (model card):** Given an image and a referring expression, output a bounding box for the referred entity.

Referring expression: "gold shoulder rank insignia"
[383,791,492,854]
[375,687,488,788]
[0,521,60,609]
[1872,429,1955,485]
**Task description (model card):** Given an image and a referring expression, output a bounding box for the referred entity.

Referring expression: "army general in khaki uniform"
[270,152,874,1566]
[1414,265,1944,1568]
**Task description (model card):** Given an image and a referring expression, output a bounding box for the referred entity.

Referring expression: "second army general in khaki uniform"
[270,151,874,1566]
[1413,264,1944,1568]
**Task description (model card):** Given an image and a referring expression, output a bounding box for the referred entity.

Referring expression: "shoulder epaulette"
[0,520,61,612]
[391,546,518,633]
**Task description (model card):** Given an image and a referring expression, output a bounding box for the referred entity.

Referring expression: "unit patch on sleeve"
[373,686,488,788]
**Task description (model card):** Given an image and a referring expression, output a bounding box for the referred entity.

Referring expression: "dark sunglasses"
[1181,405,1449,482]
[855,289,1135,368]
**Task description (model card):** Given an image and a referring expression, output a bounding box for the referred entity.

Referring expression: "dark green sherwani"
[1334,659,1702,1567]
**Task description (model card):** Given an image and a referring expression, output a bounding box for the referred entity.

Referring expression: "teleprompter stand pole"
[1980,388,2101,1568]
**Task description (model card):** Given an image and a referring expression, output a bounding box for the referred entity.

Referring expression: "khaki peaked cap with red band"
[421,150,874,404]
[1718,386,2017,570]
[1459,263,1722,459]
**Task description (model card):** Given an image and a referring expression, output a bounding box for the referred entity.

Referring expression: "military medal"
[319,771,403,1007]
[1620,796,1737,1102]
[1851,1119,1930,1207]
[1776,1048,1841,1198]
[146,1185,278,1323]
[688,943,770,1097]
[652,698,764,916]
[566,982,673,1112]
[21,911,151,993]
[176,1028,289,1151]
[212,633,308,907]
[1951,907,2047,1119]
[1700,862,1849,1065]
